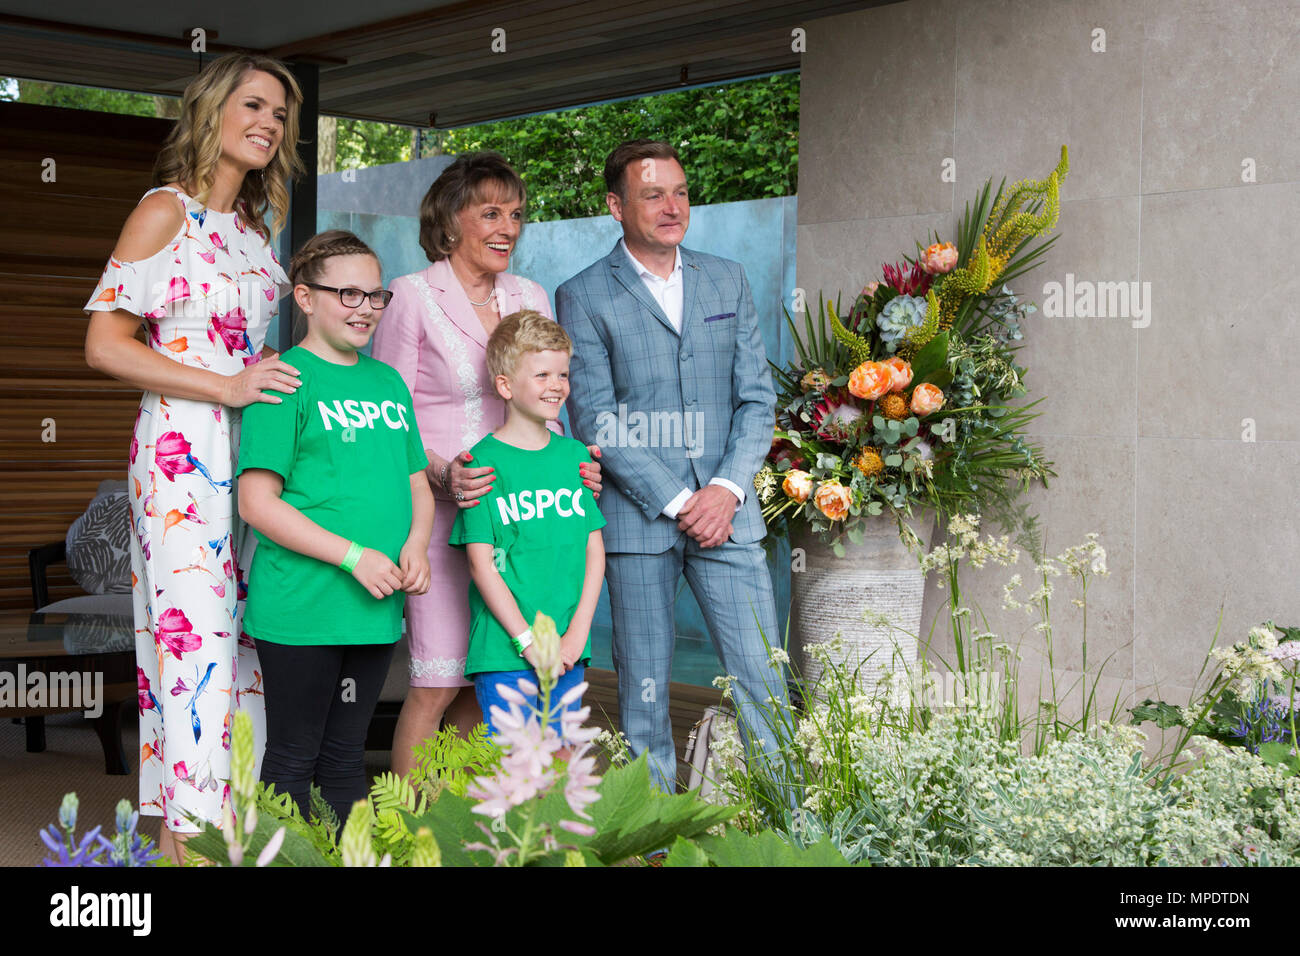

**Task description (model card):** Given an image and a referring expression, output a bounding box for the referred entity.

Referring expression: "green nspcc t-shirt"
[237,346,429,645]
[448,432,605,676]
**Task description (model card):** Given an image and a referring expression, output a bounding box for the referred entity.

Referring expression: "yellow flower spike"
[931,146,1069,333]
[826,300,873,366]
[900,287,941,353]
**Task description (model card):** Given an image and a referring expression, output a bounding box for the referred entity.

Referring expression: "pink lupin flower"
[154,431,195,481]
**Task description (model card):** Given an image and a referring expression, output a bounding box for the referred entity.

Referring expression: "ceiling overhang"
[0,1,897,128]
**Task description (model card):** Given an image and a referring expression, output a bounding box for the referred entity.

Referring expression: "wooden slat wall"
[0,101,170,610]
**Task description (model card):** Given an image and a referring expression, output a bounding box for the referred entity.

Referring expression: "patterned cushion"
[65,489,131,595]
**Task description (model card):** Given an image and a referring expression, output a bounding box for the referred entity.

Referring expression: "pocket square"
[703,312,735,323]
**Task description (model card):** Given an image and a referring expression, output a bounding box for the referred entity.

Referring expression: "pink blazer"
[373,258,556,502]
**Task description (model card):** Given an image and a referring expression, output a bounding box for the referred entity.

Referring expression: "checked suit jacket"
[556,240,776,555]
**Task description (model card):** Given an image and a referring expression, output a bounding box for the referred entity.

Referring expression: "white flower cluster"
[768,694,1300,865]
[1210,625,1288,697]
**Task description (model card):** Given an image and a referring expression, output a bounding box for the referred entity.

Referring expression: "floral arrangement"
[757,147,1069,551]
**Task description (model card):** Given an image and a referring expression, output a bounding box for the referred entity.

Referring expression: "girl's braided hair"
[289,229,379,288]
[288,230,381,341]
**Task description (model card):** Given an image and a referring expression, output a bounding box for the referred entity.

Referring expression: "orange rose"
[921,241,958,275]
[910,382,945,416]
[882,356,913,392]
[782,469,813,503]
[848,361,893,401]
[813,481,852,521]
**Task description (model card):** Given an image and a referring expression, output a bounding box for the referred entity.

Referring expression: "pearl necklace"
[468,284,496,307]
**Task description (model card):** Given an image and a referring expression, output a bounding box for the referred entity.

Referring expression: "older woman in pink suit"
[373,151,602,774]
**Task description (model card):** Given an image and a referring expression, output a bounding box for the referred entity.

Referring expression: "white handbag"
[683,705,743,797]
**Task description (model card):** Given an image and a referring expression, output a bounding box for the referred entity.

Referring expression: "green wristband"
[340,541,365,573]
[510,627,534,657]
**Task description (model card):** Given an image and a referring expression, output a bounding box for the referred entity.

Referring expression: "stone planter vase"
[790,515,928,694]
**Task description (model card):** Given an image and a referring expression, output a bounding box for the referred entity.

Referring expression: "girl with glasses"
[236,230,433,826]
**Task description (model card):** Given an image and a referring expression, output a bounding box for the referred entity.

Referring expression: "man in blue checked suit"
[556,139,787,792]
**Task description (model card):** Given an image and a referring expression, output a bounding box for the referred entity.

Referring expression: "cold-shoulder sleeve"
[84,241,188,319]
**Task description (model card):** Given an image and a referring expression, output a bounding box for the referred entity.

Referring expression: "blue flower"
[40,823,106,867]
[102,800,165,867]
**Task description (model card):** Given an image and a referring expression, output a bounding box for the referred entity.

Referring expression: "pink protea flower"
[881,260,933,297]
[154,431,195,482]
[156,608,203,659]
[810,389,864,441]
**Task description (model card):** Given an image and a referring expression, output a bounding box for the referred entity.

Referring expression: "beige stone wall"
[796,0,1300,716]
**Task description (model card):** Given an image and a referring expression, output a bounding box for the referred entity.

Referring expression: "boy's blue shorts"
[472,664,587,738]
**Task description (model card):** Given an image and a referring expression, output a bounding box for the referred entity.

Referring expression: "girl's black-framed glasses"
[303,283,394,309]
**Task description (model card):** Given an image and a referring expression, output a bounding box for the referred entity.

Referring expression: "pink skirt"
[406,500,473,687]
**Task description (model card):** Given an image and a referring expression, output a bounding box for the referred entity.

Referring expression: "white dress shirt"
[619,240,745,519]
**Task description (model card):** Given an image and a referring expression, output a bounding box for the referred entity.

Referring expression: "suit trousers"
[605,535,787,793]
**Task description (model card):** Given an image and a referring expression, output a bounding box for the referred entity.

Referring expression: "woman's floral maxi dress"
[84,185,289,831]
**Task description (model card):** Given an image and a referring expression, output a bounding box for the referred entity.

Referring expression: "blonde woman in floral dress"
[83,53,305,859]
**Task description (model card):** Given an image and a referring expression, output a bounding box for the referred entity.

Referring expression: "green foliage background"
[2,73,798,220]
[432,73,800,220]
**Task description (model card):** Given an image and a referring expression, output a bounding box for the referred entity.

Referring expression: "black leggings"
[254,638,396,827]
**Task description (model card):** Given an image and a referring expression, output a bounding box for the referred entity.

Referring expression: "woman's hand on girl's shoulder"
[221,352,302,408]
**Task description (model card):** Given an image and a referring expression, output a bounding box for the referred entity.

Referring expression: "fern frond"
[369,772,428,850]
[410,723,501,798]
